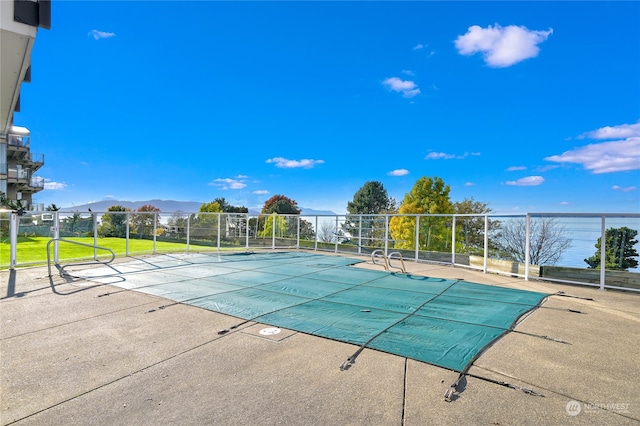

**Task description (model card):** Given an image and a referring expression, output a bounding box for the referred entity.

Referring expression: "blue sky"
[17,1,640,214]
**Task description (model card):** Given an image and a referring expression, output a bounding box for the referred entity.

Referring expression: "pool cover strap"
[339,279,461,371]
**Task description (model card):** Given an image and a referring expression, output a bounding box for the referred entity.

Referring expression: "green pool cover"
[103,251,549,372]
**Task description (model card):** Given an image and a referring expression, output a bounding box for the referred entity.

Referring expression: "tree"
[212,197,248,213]
[343,181,394,248]
[497,217,571,266]
[389,176,454,251]
[130,205,161,238]
[585,227,639,271]
[261,195,301,214]
[257,195,300,237]
[191,201,222,241]
[318,219,336,243]
[46,204,60,211]
[166,211,189,238]
[347,181,393,214]
[61,211,93,237]
[98,205,131,237]
[453,197,499,253]
[258,213,288,238]
[299,219,316,240]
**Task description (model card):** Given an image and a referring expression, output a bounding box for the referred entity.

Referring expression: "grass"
[0,237,196,268]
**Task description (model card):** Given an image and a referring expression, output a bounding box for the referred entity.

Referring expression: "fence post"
[415,215,420,262]
[93,213,98,260]
[271,214,276,249]
[524,214,531,281]
[296,216,300,249]
[153,212,157,254]
[53,211,60,263]
[357,215,362,255]
[600,216,606,290]
[384,215,389,256]
[126,212,130,256]
[483,215,488,273]
[451,215,456,265]
[186,214,191,251]
[9,212,18,269]
[245,214,249,250]
[334,216,339,253]
[217,213,221,251]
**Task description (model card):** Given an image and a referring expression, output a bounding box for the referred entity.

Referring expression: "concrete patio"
[1,251,638,425]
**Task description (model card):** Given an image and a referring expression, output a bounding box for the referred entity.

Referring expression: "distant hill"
[61,200,336,216]
[60,199,202,213]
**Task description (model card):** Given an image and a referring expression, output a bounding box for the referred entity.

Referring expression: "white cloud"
[88,29,116,40]
[43,180,66,190]
[454,24,553,67]
[387,169,409,176]
[266,157,324,169]
[465,182,476,186]
[545,131,640,174]
[560,201,570,205]
[253,190,269,195]
[579,121,640,140]
[506,176,544,186]
[425,152,455,160]
[401,69,414,76]
[612,185,637,192]
[413,43,424,50]
[506,166,527,172]
[209,177,247,190]
[425,151,477,160]
[382,77,421,98]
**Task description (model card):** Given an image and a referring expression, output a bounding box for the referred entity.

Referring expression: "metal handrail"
[47,238,116,277]
[371,249,389,271]
[388,251,406,273]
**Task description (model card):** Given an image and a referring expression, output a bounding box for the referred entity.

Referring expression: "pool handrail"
[47,238,116,278]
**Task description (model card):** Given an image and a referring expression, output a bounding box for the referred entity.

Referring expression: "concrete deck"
[1,252,639,425]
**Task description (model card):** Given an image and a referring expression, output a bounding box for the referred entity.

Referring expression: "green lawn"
[0,237,193,268]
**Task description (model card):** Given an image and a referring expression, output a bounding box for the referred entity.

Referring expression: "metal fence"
[1,210,638,292]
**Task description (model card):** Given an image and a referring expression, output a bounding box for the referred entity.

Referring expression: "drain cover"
[259,327,282,336]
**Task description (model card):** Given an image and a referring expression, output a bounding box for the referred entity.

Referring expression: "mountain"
[61,200,337,216]
[60,199,202,213]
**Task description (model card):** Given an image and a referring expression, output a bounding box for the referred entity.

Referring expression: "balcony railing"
[7,168,31,180]
[22,152,44,164]
[7,134,30,149]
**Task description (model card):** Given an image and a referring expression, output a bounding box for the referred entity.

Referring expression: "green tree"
[585,227,639,271]
[213,197,248,213]
[343,181,394,248]
[347,181,393,214]
[46,204,60,211]
[389,176,454,251]
[257,195,300,237]
[61,211,93,237]
[98,205,131,237]
[258,212,288,238]
[191,201,222,241]
[130,205,161,238]
[453,197,498,253]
